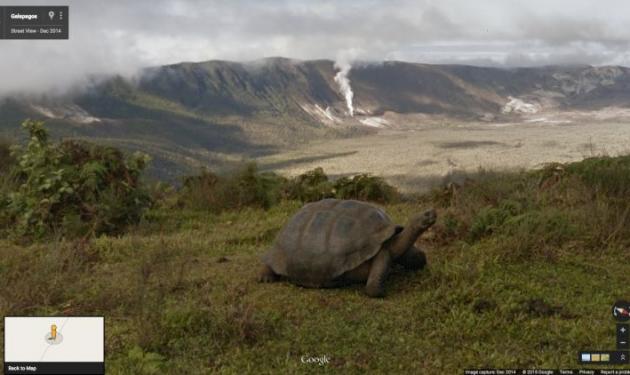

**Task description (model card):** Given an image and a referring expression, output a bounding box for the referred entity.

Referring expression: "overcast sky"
[2,0,630,96]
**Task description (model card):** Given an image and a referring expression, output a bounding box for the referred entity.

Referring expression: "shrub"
[4,120,152,239]
[0,138,16,192]
[178,163,286,211]
[282,167,335,203]
[283,168,399,204]
[333,174,399,203]
[0,137,13,173]
[178,166,400,211]
[228,164,286,210]
[179,170,221,209]
[0,138,16,230]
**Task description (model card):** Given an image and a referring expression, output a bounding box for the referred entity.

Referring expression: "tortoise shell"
[262,199,400,287]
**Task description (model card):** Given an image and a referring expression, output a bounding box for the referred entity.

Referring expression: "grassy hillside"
[2,151,630,373]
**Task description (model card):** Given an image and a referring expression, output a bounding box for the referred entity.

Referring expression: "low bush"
[0,138,15,190]
[283,168,399,203]
[282,167,334,203]
[334,173,399,203]
[180,166,400,211]
[0,137,13,173]
[0,139,16,231]
[178,163,287,211]
[4,120,152,239]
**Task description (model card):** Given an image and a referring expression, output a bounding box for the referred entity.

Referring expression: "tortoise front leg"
[258,264,280,283]
[396,246,426,271]
[365,249,391,298]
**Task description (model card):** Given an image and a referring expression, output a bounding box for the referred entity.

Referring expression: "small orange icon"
[51,324,57,340]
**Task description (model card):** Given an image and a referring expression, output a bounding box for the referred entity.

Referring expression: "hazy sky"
[2,0,630,95]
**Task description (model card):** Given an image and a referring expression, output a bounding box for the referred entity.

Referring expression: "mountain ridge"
[2,58,630,180]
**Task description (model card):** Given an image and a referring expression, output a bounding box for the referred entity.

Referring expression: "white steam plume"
[334,60,354,117]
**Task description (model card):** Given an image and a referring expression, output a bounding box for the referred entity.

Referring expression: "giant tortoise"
[258,199,437,297]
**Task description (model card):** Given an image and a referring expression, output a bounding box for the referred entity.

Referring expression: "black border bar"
[465,370,630,374]
[4,362,104,374]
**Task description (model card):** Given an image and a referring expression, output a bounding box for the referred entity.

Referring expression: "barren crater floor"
[260,114,630,191]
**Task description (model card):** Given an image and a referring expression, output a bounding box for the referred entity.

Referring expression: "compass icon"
[612,300,630,322]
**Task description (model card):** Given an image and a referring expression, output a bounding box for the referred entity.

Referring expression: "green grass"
[2,156,630,373]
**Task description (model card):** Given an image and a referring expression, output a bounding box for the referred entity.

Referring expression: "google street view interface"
[3,1,630,374]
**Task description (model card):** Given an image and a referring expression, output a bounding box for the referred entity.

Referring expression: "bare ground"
[258,109,630,192]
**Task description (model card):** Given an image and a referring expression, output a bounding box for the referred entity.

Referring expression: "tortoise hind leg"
[396,247,426,271]
[365,249,392,298]
[258,264,280,283]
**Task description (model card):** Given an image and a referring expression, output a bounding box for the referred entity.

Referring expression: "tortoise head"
[414,208,437,231]
[386,208,437,259]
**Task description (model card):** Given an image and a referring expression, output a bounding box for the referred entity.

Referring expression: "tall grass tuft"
[429,156,630,259]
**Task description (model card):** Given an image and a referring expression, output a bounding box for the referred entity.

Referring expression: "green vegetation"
[281,167,399,203]
[178,164,287,212]
[179,165,399,211]
[282,167,334,202]
[1,123,630,372]
[334,173,399,203]
[0,138,15,229]
[0,137,14,190]
[0,137,12,171]
[1,120,152,239]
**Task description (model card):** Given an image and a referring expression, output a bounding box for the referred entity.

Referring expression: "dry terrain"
[259,108,630,191]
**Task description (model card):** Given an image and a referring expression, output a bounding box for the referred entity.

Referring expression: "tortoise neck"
[385,222,424,259]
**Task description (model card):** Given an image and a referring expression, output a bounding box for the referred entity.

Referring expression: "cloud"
[1,0,630,96]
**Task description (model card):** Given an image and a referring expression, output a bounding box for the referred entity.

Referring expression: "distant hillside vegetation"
[1,59,630,181]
